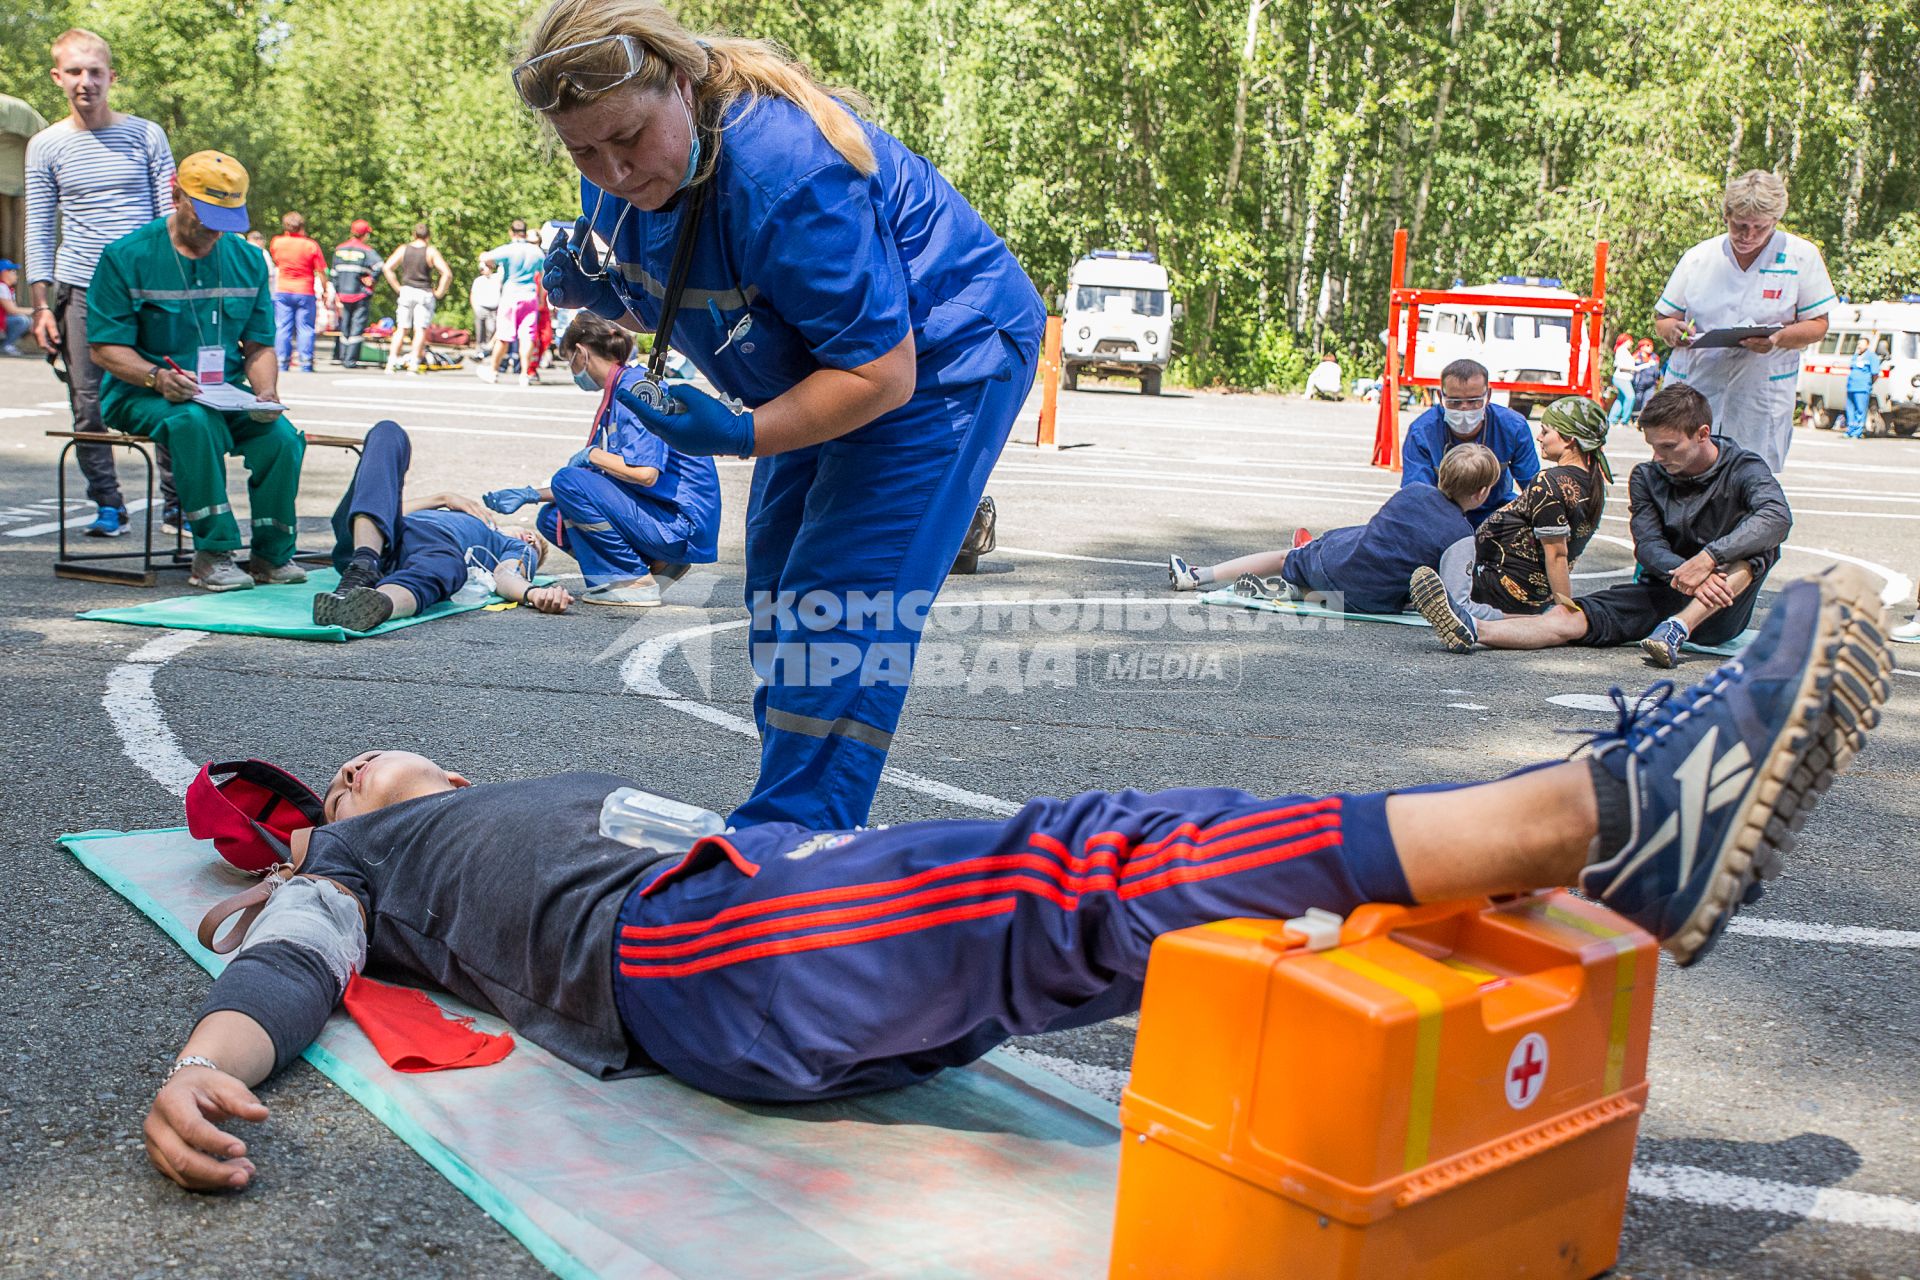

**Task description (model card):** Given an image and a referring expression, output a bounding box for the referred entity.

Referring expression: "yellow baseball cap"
[176,151,251,233]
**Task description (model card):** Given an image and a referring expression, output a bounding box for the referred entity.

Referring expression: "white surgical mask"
[1444,403,1487,436]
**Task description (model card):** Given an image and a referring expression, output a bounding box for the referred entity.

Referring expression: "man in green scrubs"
[88,150,305,591]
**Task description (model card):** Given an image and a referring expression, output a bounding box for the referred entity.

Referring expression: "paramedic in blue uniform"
[1399,357,1540,527]
[483,310,722,607]
[517,0,1046,830]
[1844,337,1881,439]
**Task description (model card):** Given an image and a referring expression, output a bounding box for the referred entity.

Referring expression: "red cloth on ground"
[341,973,515,1072]
[268,235,329,295]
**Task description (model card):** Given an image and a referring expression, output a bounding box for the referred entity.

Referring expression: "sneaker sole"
[1639,636,1681,668]
[313,587,393,632]
[581,594,662,608]
[1664,563,1894,965]
[189,577,254,592]
[1409,567,1474,653]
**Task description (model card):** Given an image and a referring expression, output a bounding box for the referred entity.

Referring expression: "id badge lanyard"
[620,175,712,416]
[172,247,227,385]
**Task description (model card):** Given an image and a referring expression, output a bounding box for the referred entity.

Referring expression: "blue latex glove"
[543,216,627,320]
[483,486,541,515]
[566,447,595,470]
[613,377,756,458]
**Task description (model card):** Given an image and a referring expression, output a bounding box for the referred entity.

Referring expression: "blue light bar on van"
[1088,250,1157,262]
[1498,275,1564,287]
[1903,294,1920,304]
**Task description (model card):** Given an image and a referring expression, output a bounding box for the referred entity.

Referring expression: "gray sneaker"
[581,580,662,607]
[248,558,309,586]
[190,551,255,592]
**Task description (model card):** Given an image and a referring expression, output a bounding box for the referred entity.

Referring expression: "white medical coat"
[1655,230,1835,473]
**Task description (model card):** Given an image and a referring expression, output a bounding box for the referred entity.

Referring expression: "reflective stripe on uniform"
[127,287,260,301]
[611,261,759,312]
[185,502,233,521]
[763,706,894,752]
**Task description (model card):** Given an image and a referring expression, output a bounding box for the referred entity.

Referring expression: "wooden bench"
[46,429,366,586]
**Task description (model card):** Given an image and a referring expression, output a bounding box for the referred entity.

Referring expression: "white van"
[1061,251,1176,395]
[1387,276,1583,415]
[1796,298,1920,437]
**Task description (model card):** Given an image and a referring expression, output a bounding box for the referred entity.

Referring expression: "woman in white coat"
[1652,170,1833,473]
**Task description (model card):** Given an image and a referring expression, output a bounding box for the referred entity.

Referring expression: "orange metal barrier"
[1111,891,1654,1279]
[1371,231,1609,471]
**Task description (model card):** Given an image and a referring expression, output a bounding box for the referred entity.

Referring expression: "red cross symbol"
[1505,1033,1548,1109]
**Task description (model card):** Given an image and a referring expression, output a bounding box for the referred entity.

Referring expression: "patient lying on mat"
[143,566,1892,1192]
[1164,444,1497,613]
[314,419,573,632]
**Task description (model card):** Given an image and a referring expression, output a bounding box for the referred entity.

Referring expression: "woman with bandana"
[518,0,1045,831]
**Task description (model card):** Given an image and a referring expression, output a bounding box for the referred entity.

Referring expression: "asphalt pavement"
[0,351,1914,1279]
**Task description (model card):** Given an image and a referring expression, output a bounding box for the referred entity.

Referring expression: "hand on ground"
[144,1067,268,1192]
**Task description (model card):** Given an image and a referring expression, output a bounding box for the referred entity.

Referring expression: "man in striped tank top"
[25,28,180,538]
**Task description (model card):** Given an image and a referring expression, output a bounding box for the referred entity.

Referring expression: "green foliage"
[10,0,1920,388]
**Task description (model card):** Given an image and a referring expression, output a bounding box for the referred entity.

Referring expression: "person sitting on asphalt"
[482,312,721,608]
[1167,444,1498,613]
[1399,357,1540,527]
[315,419,572,632]
[138,564,1892,1191]
[1408,396,1611,629]
[1412,385,1792,668]
[86,151,306,593]
[1305,352,1344,401]
[0,259,34,355]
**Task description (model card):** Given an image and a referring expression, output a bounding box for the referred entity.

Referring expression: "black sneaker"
[1576,566,1893,964]
[313,585,394,633]
[333,555,383,597]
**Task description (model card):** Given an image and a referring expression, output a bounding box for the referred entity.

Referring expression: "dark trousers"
[614,785,1410,1103]
[333,297,372,366]
[329,420,469,610]
[54,283,179,513]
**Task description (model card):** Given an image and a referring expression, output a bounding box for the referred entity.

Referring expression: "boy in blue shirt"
[1399,359,1540,526]
[1168,444,1499,613]
[316,420,572,632]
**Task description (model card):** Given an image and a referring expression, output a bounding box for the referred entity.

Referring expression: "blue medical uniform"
[331,421,535,609]
[585,95,1046,830]
[1845,351,1881,438]
[1279,483,1472,614]
[535,385,721,584]
[612,784,1410,1102]
[1399,402,1539,527]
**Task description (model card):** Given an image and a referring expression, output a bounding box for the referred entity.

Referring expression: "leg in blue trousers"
[540,466,698,585]
[273,293,298,369]
[293,294,317,371]
[730,350,1034,831]
[327,420,467,608]
[614,785,1411,1102]
[1845,389,1871,438]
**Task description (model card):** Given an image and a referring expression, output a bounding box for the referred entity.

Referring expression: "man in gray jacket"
[1414,384,1792,667]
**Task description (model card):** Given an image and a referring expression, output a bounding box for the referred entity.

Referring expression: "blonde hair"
[1436,443,1500,503]
[520,0,876,183]
[51,28,112,66]
[1724,170,1789,223]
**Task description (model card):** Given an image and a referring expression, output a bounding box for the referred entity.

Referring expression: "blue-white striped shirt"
[24,116,175,288]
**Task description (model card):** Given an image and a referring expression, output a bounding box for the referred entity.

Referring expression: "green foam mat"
[1198,588,1757,656]
[60,828,1122,1279]
[77,568,548,642]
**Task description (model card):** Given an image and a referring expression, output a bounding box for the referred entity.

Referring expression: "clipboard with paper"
[192,381,287,414]
[1687,325,1780,349]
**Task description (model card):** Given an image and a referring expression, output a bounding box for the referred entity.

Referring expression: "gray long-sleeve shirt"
[197,773,677,1079]
[24,116,174,287]
[1626,436,1792,579]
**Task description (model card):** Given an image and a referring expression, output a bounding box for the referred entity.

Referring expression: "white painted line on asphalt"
[617,616,1021,815]
[1725,917,1920,949]
[998,545,1162,568]
[1630,1164,1920,1235]
[102,630,208,798]
[292,417,582,443]
[0,406,52,420]
[6,497,154,538]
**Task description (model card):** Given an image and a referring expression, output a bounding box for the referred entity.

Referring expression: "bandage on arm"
[195,879,367,1079]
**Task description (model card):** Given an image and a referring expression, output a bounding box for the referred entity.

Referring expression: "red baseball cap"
[351,218,371,236]
[186,759,326,874]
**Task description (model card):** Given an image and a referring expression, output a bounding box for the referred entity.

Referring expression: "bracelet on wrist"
[165,1055,221,1082]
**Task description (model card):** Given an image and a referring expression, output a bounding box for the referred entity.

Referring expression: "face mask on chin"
[1443,404,1487,435]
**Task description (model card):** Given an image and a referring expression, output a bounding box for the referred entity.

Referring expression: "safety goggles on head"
[513,34,657,111]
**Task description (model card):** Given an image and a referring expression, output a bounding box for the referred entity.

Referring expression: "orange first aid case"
[1110,891,1656,1279]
